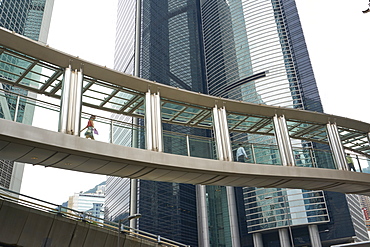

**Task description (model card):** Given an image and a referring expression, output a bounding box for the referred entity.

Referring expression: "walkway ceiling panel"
[135,169,173,181]
[129,167,157,178]
[0,143,33,161]
[92,162,130,175]
[152,171,192,182]
[72,158,110,173]
[160,172,204,184]
[110,164,145,177]
[16,148,57,164]
[49,155,89,169]
[38,152,70,167]
[0,140,10,150]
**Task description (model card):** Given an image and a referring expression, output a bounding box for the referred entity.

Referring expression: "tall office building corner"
[0,0,55,193]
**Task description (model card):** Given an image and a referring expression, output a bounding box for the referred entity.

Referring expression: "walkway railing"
[0,187,189,247]
[0,27,370,178]
[1,86,369,175]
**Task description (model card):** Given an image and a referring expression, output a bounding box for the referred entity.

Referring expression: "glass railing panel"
[313,148,336,169]
[231,140,282,166]
[292,148,314,168]
[188,135,217,159]
[163,131,188,156]
[163,127,217,159]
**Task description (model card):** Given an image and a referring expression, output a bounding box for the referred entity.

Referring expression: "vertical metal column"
[145,90,153,151]
[273,115,295,166]
[220,107,233,160]
[212,105,240,247]
[213,106,224,160]
[326,122,347,170]
[59,66,72,133]
[72,70,83,135]
[59,67,83,135]
[308,224,322,247]
[253,233,263,247]
[145,90,163,152]
[196,185,210,247]
[130,0,142,231]
[279,228,292,247]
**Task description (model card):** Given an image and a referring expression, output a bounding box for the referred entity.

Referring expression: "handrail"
[0,187,190,247]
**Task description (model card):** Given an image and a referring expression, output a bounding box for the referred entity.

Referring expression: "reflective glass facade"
[0,0,54,191]
[110,0,369,246]
[107,0,207,246]
[201,0,368,246]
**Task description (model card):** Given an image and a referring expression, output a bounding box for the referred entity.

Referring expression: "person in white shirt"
[236,143,248,162]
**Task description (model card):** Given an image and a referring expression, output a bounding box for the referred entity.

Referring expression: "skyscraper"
[108,0,368,246]
[201,1,368,246]
[106,0,207,246]
[0,0,54,192]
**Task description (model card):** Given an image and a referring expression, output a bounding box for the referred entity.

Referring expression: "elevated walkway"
[0,188,186,247]
[0,118,369,196]
[0,27,370,197]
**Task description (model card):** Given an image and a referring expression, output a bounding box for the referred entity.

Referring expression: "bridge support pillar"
[308,224,322,247]
[58,66,83,135]
[196,185,210,247]
[327,122,347,170]
[253,233,263,247]
[212,106,240,247]
[273,115,295,166]
[279,228,292,247]
[145,89,163,152]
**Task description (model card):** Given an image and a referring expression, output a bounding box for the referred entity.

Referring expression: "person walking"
[80,115,97,140]
[236,143,248,162]
[346,153,356,172]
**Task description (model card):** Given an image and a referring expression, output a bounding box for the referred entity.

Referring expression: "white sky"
[20,0,370,205]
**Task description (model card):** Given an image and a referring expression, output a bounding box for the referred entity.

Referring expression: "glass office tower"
[109,0,368,246]
[201,0,368,246]
[106,0,206,246]
[0,0,54,192]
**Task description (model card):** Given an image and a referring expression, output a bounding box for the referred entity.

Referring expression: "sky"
[20,0,370,205]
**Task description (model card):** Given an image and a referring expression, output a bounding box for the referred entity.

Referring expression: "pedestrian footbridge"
[0,27,370,196]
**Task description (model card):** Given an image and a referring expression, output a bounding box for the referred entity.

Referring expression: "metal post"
[213,105,240,247]
[212,106,224,161]
[283,195,294,247]
[13,95,20,122]
[186,135,191,156]
[117,219,121,247]
[129,0,141,236]
[145,90,152,150]
[253,233,263,247]
[309,148,316,167]
[308,224,322,247]
[220,107,232,161]
[129,179,138,230]
[59,66,72,133]
[355,155,363,173]
[251,144,256,163]
[226,186,241,247]
[196,185,210,247]
[274,115,295,166]
[326,123,346,170]
[110,119,114,144]
[73,69,83,135]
